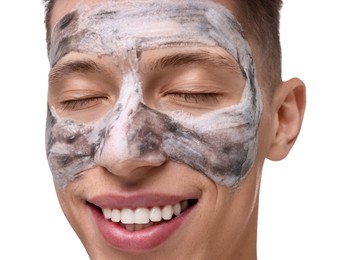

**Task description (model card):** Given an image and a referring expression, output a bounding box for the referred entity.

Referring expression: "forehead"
[50,0,237,31]
[49,0,250,69]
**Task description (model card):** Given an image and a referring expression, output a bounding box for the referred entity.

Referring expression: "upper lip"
[88,193,198,209]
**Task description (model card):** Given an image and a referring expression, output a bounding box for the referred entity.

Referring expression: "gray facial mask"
[46,0,262,190]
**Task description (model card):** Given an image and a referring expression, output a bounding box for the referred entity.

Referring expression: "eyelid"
[59,96,108,111]
[167,92,220,104]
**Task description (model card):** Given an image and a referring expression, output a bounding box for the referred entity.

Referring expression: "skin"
[46,0,262,189]
[46,0,306,259]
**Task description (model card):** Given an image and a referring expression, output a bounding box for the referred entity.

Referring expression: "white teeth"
[150,207,162,222]
[162,205,173,220]
[102,208,112,220]
[121,208,135,224]
[102,200,192,228]
[111,209,121,222]
[173,203,182,216]
[134,208,150,224]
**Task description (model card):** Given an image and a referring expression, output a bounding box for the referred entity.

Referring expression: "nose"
[94,104,167,177]
[96,154,165,177]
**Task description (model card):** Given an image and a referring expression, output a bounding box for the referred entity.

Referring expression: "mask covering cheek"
[45,0,262,190]
[46,64,259,190]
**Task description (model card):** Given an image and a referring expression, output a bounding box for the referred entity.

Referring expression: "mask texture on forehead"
[46,0,262,190]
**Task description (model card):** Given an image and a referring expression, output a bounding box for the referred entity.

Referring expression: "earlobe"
[267,78,306,161]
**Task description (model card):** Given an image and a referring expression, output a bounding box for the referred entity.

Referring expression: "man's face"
[47,0,275,258]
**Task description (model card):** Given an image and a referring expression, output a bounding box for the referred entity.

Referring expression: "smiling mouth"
[98,199,197,232]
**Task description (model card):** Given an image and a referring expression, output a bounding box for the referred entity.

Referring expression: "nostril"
[106,159,161,176]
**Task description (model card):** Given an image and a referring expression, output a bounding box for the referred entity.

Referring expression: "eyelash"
[168,93,220,104]
[59,92,219,111]
[60,97,106,111]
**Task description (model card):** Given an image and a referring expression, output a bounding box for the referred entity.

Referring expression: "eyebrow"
[143,50,242,74]
[49,59,103,85]
[48,51,243,85]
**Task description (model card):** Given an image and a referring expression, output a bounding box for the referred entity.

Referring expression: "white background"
[0,1,344,259]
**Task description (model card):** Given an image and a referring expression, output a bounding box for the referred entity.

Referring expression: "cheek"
[45,107,100,189]
[55,185,78,226]
[55,180,97,239]
[193,169,260,256]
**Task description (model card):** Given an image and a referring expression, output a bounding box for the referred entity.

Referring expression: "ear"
[267,78,306,161]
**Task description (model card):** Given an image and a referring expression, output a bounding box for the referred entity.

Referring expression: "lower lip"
[89,204,194,252]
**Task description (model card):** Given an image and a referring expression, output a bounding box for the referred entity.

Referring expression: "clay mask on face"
[46,0,262,190]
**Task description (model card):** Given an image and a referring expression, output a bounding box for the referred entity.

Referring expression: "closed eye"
[167,93,220,104]
[59,96,108,111]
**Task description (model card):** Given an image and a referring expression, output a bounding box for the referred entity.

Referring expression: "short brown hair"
[231,0,283,91]
[43,0,282,89]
